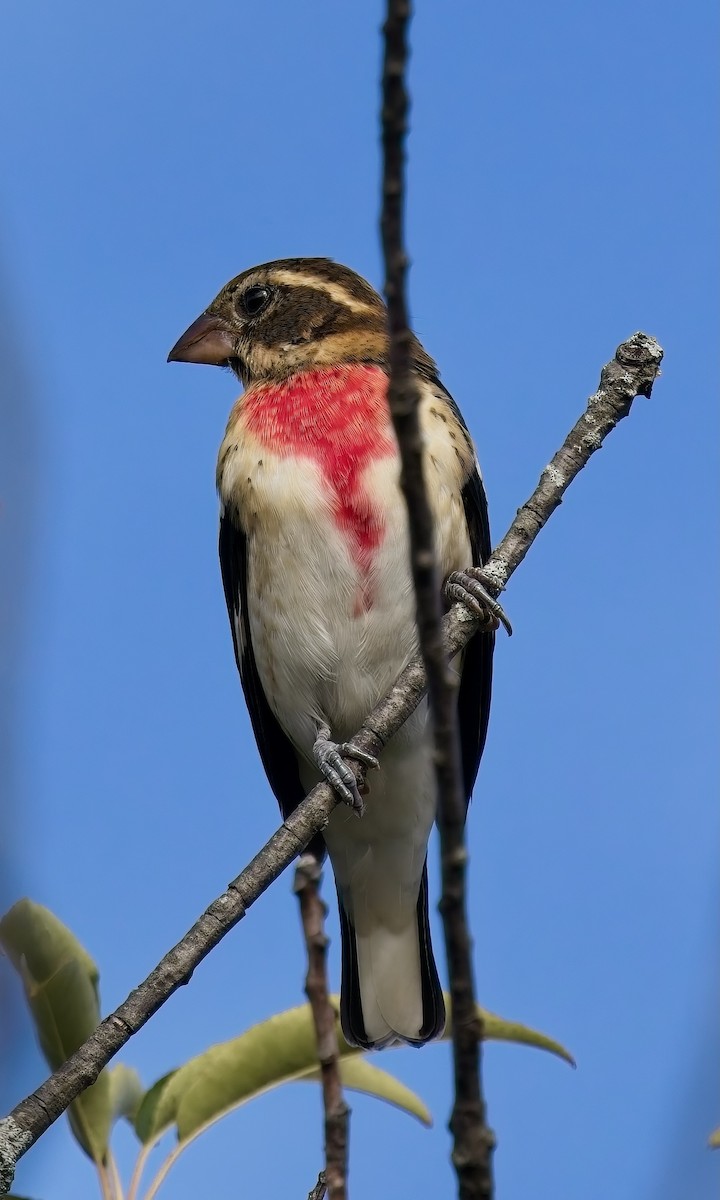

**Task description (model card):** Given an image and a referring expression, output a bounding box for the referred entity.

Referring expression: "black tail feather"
[338,861,446,1049]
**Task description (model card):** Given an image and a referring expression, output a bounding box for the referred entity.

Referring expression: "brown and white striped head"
[168,257,436,384]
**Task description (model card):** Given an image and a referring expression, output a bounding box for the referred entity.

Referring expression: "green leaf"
[442,999,576,1068]
[133,1073,178,1145]
[305,1058,432,1126]
[137,1001,427,1146]
[0,900,112,1162]
[709,1126,720,1149]
[107,1064,144,1128]
[0,899,98,988]
[137,994,571,1148]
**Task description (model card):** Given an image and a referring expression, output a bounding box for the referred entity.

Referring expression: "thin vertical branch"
[380,3,494,1198]
[295,856,349,1200]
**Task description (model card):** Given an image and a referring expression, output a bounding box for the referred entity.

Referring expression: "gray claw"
[338,742,380,772]
[313,732,375,815]
[445,569,513,636]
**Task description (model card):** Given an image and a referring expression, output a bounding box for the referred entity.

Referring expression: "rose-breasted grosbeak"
[168,258,497,1049]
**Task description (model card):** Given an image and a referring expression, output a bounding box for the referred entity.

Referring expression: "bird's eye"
[240,285,272,317]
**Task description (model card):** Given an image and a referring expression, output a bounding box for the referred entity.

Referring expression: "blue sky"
[1,1,717,1198]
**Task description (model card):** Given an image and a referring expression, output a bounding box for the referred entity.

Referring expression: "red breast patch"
[242,364,396,590]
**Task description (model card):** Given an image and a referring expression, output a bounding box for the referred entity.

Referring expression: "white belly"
[218,379,473,764]
[244,452,419,757]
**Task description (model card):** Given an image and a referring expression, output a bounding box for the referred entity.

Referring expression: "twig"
[380,2,494,1196]
[307,1172,328,1200]
[0,332,662,1195]
[294,856,349,1200]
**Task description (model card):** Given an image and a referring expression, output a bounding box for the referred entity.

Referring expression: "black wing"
[435,382,495,804]
[218,509,324,853]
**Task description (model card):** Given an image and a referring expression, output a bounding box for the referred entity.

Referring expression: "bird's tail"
[338,862,445,1050]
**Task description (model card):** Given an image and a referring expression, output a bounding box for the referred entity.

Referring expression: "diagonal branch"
[0,331,662,1195]
[380,1,493,1196]
[294,856,349,1200]
[307,1172,328,1200]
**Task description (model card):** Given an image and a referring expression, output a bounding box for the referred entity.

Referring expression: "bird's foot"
[444,567,513,636]
[313,727,379,816]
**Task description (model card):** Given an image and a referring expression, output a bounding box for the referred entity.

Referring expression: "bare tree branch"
[294,856,349,1200]
[380,1,494,1195]
[307,1171,328,1200]
[0,331,662,1195]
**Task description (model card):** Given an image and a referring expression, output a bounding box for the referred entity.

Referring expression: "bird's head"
[168,257,437,385]
[168,257,402,385]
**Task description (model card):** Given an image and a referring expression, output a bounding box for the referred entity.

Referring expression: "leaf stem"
[126,1135,164,1200]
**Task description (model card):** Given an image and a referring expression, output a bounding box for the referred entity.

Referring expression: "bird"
[168,258,504,1049]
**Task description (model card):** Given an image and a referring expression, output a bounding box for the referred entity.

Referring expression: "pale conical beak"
[167,313,236,366]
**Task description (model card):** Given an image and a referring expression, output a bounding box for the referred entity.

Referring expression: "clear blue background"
[1,1,717,1198]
